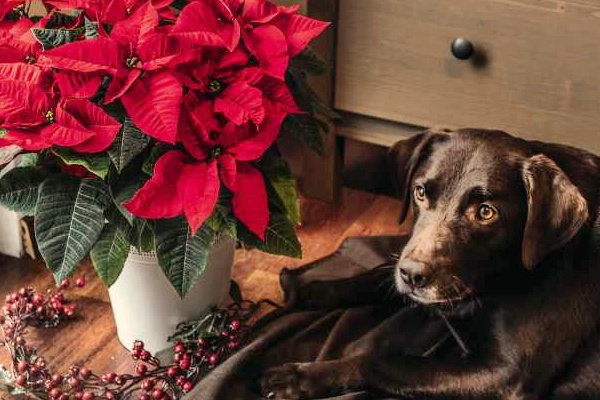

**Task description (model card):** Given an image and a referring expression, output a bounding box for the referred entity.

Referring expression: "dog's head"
[390,128,589,305]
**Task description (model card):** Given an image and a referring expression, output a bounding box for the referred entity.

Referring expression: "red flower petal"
[37,38,123,76]
[0,130,52,150]
[214,80,265,126]
[219,153,237,192]
[178,105,209,161]
[171,1,240,50]
[42,105,96,147]
[183,92,216,145]
[177,160,220,235]
[62,99,121,153]
[139,34,183,71]
[232,163,269,240]
[110,1,159,47]
[124,150,186,219]
[243,24,288,80]
[54,71,103,99]
[120,71,182,143]
[229,105,286,161]
[243,0,299,24]
[275,13,330,57]
[105,68,142,103]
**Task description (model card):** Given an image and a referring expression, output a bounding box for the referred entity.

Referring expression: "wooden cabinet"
[335,0,600,154]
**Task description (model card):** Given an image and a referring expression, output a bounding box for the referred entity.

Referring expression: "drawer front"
[335,0,600,154]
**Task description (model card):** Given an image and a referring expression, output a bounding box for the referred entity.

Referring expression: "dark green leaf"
[53,148,111,179]
[90,223,131,286]
[108,118,151,172]
[155,218,215,298]
[0,167,46,215]
[31,27,84,50]
[206,204,237,239]
[281,115,325,156]
[237,212,301,258]
[35,177,111,283]
[261,156,300,225]
[290,48,328,76]
[142,145,169,176]
[84,17,99,39]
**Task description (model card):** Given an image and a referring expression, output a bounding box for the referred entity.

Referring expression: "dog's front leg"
[260,357,367,400]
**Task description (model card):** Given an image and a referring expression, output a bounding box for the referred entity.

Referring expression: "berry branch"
[0,280,270,400]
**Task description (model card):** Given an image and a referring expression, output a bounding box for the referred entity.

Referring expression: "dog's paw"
[260,363,328,400]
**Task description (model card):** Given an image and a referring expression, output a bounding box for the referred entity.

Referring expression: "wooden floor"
[0,189,409,383]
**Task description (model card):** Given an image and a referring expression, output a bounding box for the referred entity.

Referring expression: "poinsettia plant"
[0,0,331,297]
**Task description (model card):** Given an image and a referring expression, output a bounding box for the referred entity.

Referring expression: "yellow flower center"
[45,110,55,124]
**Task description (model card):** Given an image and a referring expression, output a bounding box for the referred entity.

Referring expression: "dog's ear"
[521,154,589,269]
[388,130,447,223]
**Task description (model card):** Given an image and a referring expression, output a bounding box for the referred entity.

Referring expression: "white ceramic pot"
[108,235,235,354]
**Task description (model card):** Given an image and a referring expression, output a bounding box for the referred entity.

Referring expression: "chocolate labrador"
[260,128,600,399]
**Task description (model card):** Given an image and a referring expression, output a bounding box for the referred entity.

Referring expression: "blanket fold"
[189,236,458,400]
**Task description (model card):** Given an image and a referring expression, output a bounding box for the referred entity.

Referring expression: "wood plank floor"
[0,189,409,387]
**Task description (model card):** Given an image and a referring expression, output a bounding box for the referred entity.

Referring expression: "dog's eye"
[414,185,426,201]
[477,203,498,222]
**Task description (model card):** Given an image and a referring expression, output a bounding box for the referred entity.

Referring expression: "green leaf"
[31,27,84,50]
[90,223,131,286]
[108,118,151,172]
[53,148,111,179]
[290,48,328,76]
[206,204,237,239]
[142,145,169,176]
[84,16,100,39]
[35,177,111,284]
[281,115,325,156]
[0,167,46,215]
[237,212,301,258]
[155,218,215,298]
[261,157,300,225]
[16,153,39,168]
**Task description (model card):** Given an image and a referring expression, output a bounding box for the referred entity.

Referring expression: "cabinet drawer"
[335,0,600,154]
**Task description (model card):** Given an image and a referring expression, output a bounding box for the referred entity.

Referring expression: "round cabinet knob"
[451,38,475,60]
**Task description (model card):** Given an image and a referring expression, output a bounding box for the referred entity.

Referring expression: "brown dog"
[260,128,600,399]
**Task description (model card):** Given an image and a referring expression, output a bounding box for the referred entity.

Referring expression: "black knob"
[451,38,475,60]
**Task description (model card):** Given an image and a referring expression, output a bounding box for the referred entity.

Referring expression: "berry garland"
[0,279,271,400]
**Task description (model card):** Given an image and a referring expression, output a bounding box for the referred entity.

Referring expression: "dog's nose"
[397,259,430,289]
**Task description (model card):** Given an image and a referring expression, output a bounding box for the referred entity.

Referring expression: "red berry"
[75,392,83,399]
[69,366,80,377]
[15,374,27,387]
[182,381,194,392]
[141,379,155,391]
[60,279,70,289]
[196,338,207,348]
[105,391,115,400]
[208,353,220,366]
[75,276,86,288]
[102,372,117,382]
[15,336,25,346]
[58,394,69,400]
[52,374,63,384]
[227,339,240,350]
[172,352,183,363]
[44,380,55,390]
[64,305,76,317]
[32,293,44,306]
[136,363,148,376]
[140,350,151,361]
[10,293,19,302]
[17,360,28,373]
[82,391,94,400]
[139,395,151,400]
[167,366,180,378]
[173,342,185,354]
[80,367,92,379]
[49,388,62,398]
[29,366,40,376]
[175,376,186,386]
[68,376,80,388]
[180,359,191,371]
[151,388,164,399]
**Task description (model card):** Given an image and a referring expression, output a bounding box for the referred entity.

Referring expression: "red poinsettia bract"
[0,63,120,151]
[38,2,185,144]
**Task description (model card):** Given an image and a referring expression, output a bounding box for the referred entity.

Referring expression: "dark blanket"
[188,236,463,400]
